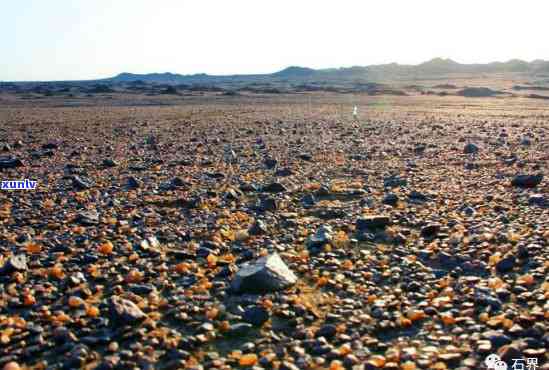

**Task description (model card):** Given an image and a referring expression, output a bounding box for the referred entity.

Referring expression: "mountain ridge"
[107,58,549,85]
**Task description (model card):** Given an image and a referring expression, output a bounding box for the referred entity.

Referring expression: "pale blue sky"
[3,0,549,81]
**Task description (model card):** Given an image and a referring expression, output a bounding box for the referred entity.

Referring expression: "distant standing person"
[353,106,358,120]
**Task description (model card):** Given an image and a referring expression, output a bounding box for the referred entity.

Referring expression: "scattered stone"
[483,330,511,349]
[420,223,441,237]
[316,324,337,339]
[0,156,23,170]
[496,255,516,273]
[1,255,28,274]
[408,190,429,202]
[306,225,333,248]
[262,182,287,193]
[528,194,546,206]
[264,158,277,169]
[356,215,391,230]
[110,297,146,324]
[42,142,59,150]
[248,219,268,235]
[227,323,253,337]
[464,143,479,154]
[76,210,100,226]
[258,196,278,212]
[243,306,270,326]
[511,173,543,188]
[171,177,188,188]
[497,344,522,364]
[383,175,407,188]
[127,176,141,189]
[383,193,399,206]
[102,158,118,167]
[72,175,93,190]
[1,84,547,369]
[230,253,297,293]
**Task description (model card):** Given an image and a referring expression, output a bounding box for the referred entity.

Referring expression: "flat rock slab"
[230,253,297,294]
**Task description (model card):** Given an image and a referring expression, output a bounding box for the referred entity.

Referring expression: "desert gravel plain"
[0,92,547,369]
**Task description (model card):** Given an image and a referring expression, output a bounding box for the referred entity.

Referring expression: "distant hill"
[105,58,549,85]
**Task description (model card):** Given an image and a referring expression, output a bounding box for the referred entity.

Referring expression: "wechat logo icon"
[485,354,508,370]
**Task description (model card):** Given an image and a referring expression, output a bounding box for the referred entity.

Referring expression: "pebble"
[464,143,479,154]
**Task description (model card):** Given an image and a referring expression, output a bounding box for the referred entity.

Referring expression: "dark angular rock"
[483,330,511,349]
[464,143,479,154]
[275,167,293,177]
[258,196,278,212]
[383,175,407,188]
[102,158,118,167]
[528,194,546,206]
[511,174,543,188]
[316,324,337,338]
[264,158,277,169]
[31,149,55,159]
[243,306,270,326]
[0,156,24,170]
[42,142,59,150]
[224,188,242,200]
[356,215,391,230]
[421,223,441,237]
[496,255,515,273]
[171,177,188,188]
[262,182,287,193]
[383,193,399,206]
[239,182,258,192]
[230,253,297,294]
[127,176,141,189]
[409,190,429,202]
[301,194,316,208]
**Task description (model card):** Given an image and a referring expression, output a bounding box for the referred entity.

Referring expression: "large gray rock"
[110,297,146,324]
[230,253,297,294]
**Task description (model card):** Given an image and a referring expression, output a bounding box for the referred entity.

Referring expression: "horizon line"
[2,57,548,83]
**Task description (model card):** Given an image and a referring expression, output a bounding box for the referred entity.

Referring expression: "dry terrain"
[0,92,547,369]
